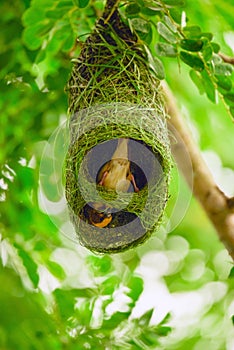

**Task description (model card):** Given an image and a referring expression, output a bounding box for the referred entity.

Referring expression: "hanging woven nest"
[65,3,171,253]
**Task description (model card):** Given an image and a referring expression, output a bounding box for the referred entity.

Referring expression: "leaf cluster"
[121,0,234,118]
[50,254,171,349]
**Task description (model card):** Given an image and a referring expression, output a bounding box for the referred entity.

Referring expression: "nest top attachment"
[65,7,171,253]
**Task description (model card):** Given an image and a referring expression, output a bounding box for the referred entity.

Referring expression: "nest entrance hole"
[84,137,163,192]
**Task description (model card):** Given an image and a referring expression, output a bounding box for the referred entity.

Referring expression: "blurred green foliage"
[1,0,234,349]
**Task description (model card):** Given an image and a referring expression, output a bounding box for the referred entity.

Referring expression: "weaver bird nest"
[65,5,171,253]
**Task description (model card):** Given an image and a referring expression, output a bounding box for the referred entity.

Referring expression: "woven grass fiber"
[65,4,171,253]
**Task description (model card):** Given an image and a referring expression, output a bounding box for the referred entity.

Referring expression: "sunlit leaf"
[150,55,165,79]
[131,17,151,34]
[164,15,177,32]
[214,63,233,76]
[157,22,177,43]
[155,42,177,57]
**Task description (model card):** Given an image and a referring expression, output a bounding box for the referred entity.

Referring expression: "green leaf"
[131,18,150,34]
[189,69,205,94]
[76,0,89,8]
[16,246,39,288]
[139,330,160,347]
[163,0,185,6]
[214,63,233,76]
[53,288,95,320]
[23,26,44,50]
[201,32,213,41]
[62,33,75,52]
[78,300,93,326]
[127,276,144,303]
[45,9,66,19]
[86,255,113,276]
[35,50,46,63]
[138,309,154,326]
[180,51,204,71]
[150,55,165,79]
[157,22,177,43]
[23,7,45,27]
[154,325,172,336]
[141,6,160,16]
[215,75,232,91]
[46,261,66,280]
[224,92,234,106]
[202,44,213,61]
[211,42,220,53]
[201,70,217,103]
[101,276,120,295]
[34,241,47,251]
[145,26,153,44]
[23,20,53,50]
[183,25,202,39]
[229,266,234,278]
[53,289,76,320]
[164,15,177,32]
[180,39,203,52]
[56,0,73,8]
[102,311,131,330]
[230,107,234,119]
[155,42,177,57]
[126,3,141,16]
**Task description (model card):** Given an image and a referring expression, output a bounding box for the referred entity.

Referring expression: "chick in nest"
[97,138,139,192]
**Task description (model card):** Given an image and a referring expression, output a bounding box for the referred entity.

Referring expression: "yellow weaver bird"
[83,202,112,228]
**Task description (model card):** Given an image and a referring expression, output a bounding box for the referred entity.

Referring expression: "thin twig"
[162,82,234,260]
[219,52,234,65]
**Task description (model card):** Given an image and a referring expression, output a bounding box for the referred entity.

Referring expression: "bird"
[97,138,139,192]
[83,202,112,228]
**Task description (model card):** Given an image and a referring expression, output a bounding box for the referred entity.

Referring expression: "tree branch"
[219,52,234,65]
[162,82,234,260]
